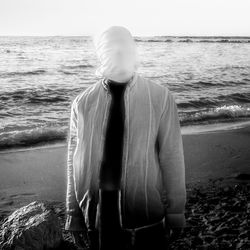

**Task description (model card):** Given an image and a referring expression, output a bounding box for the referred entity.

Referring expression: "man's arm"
[65,98,87,232]
[157,88,187,229]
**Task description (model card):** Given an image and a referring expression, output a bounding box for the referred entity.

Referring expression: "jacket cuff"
[64,214,86,231]
[164,213,186,228]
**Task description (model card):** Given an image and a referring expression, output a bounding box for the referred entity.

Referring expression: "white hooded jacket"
[65,72,187,231]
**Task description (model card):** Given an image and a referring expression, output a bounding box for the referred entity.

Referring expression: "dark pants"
[88,190,169,250]
[88,224,169,250]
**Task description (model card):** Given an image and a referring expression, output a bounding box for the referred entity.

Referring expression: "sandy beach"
[0,122,250,249]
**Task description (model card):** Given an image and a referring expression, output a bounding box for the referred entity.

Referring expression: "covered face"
[93,26,138,83]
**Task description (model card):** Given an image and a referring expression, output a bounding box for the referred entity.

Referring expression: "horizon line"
[0,35,250,38]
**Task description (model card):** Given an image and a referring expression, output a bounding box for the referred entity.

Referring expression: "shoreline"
[181,119,250,134]
[0,121,249,198]
[0,121,249,204]
[1,119,250,154]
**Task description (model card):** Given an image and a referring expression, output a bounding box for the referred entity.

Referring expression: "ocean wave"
[177,92,250,109]
[57,64,93,74]
[199,39,250,43]
[0,69,47,78]
[61,64,93,69]
[1,104,250,150]
[0,88,70,104]
[58,70,77,75]
[180,105,250,125]
[194,81,225,87]
[27,96,68,104]
[178,98,219,109]
[194,79,250,87]
[135,38,250,43]
[0,127,68,150]
[217,92,250,103]
[177,39,250,43]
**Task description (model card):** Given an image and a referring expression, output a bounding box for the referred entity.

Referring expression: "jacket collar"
[101,72,138,93]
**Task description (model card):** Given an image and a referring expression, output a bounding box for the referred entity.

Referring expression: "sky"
[0,0,249,37]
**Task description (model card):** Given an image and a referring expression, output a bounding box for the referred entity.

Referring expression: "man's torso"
[72,72,169,230]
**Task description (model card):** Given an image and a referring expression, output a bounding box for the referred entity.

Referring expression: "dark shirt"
[98,78,128,249]
[99,78,128,190]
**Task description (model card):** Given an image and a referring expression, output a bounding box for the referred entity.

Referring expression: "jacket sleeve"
[157,88,187,229]
[65,98,87,231]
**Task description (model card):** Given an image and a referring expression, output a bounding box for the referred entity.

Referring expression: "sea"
[0,36,250,150]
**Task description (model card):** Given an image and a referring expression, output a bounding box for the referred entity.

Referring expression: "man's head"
[92,25,139,83]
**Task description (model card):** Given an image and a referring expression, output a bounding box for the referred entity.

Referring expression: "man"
[65,26,186,249]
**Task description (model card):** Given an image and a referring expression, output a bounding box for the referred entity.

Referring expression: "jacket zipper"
[97,90,112,190]
[120,85,128,228]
